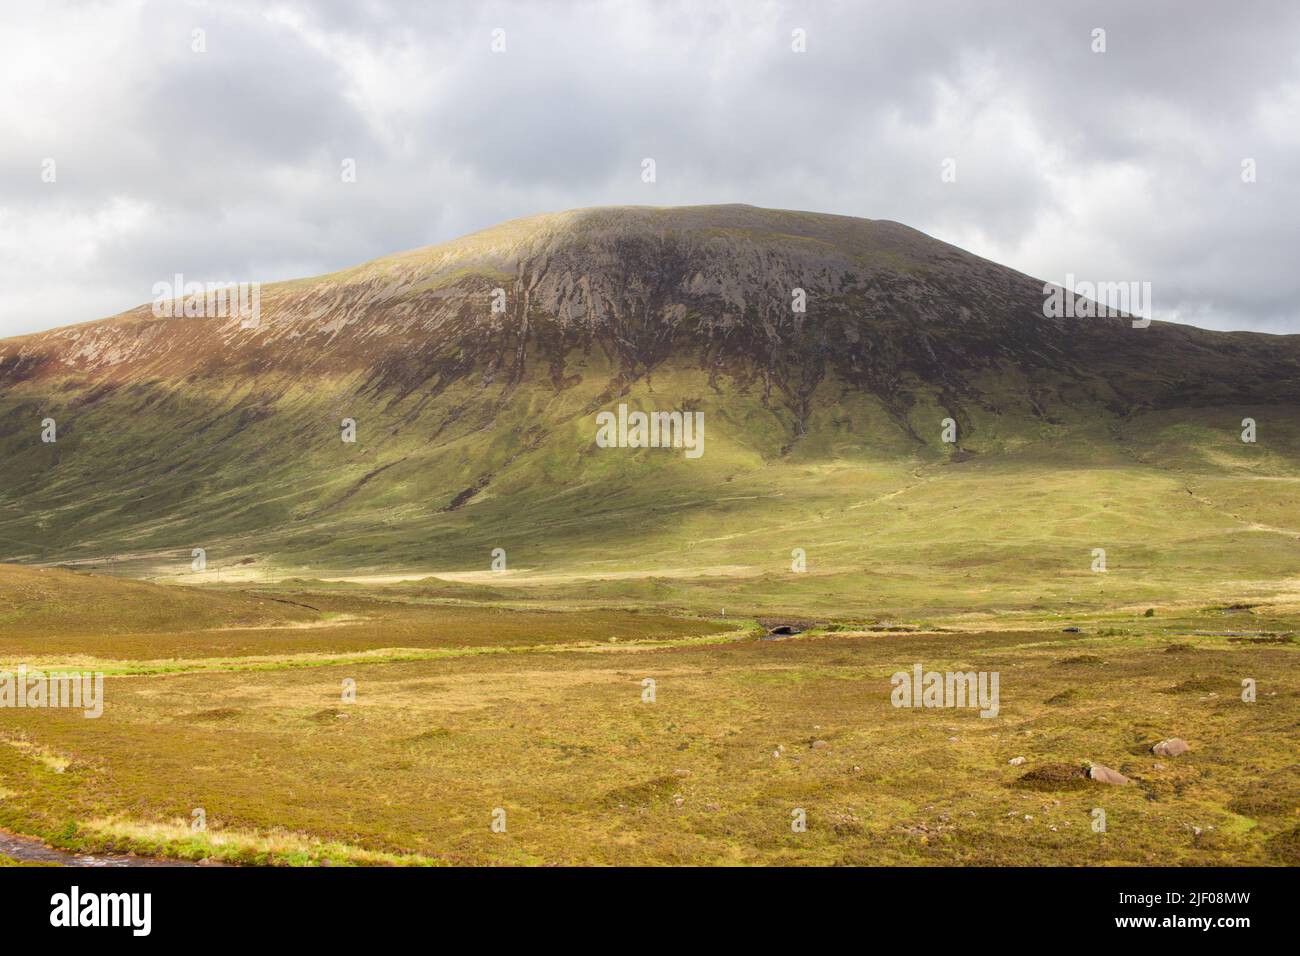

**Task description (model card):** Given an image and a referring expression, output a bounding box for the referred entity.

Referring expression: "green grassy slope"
[0,205,1296,617]
[0,357,1296,617]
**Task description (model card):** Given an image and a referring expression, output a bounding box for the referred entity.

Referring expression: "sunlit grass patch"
[79,817,443,867]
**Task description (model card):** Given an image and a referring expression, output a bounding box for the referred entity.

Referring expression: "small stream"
[0,828,212,867]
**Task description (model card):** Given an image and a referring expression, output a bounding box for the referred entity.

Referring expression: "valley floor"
[0,571,1296,866]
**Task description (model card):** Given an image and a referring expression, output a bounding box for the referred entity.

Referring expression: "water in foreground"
[0,829,208,867]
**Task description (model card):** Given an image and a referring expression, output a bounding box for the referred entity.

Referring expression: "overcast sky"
[2,0,1298,337]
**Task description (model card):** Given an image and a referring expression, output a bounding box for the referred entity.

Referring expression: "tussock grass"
[78,817,442,867]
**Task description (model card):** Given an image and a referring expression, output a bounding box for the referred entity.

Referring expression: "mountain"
[1,204,1298,615]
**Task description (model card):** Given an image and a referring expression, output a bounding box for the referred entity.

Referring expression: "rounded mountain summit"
[0,204,1296,573]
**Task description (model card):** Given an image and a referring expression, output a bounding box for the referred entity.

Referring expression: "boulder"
[1152,738,1190,757]
[1088,763,1131,785]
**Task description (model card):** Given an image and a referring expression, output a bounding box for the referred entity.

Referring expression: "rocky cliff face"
[5,204,1296,416]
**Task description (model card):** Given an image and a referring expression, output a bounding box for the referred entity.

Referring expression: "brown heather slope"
[0,563,316,637]
[2,204,1297,412]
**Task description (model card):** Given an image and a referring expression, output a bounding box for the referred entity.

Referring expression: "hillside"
[0,562,311,627]
[0,204,1298,615]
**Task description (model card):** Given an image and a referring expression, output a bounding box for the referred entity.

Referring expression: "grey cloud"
[0,0,1297,336]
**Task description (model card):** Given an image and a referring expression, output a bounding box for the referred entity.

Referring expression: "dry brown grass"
[1,589,1295,866]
